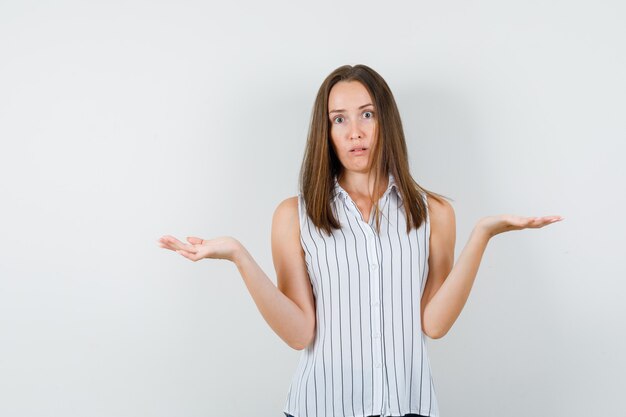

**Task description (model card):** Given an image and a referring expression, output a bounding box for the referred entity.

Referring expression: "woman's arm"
[420,198,485,339]
[157,197,316,350]
[420,197,562,339]
[233,197,316,350]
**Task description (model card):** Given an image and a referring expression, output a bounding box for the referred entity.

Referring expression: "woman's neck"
[338,171,388,199]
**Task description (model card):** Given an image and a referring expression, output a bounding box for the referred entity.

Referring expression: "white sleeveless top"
[283,173,440,417]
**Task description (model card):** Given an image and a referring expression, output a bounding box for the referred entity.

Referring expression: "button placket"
[366,222,384,411]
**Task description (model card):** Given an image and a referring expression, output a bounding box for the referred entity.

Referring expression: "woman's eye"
[333,116,344,124]
[363,111,374,119]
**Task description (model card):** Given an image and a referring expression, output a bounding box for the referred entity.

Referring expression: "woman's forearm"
[232,245,314,350]
[423,226,490,339]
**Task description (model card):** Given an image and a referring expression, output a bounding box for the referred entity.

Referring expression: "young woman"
[158,64,562,417]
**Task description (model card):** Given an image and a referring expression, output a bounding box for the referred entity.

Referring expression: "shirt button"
[374,332,380,338]
[371,263,378,269]
[375,363,381,368]
[373,302,379,308]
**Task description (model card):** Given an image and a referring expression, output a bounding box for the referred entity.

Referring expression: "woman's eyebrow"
[329,103,374,114]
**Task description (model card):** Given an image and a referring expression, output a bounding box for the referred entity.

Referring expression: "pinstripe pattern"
[284,173,439,417]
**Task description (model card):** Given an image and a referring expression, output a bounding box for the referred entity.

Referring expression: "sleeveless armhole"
[422,191,431,293]
[422,191,430,223]
[295,193,309,275]
[296,193,309,248]
[422,191,431,233]
[296,192,305,226]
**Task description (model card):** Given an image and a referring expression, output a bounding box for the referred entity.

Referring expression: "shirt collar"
[333,173,401,202]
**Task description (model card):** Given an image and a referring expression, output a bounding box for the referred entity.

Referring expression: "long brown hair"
[299,64,449,236]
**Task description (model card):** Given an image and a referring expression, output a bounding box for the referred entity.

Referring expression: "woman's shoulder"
[273,195,300,224]
[426,193,455,225]
[275,195,299,210]
[425,194,456,247]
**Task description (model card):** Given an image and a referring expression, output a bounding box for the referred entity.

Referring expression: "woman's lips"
[350,148,367,155]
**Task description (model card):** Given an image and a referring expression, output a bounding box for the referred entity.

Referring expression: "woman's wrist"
[230,240,249,265]
[473,220,493,241]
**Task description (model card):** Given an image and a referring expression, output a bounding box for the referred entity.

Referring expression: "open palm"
[477,214,563,238]
[157,235,241,262]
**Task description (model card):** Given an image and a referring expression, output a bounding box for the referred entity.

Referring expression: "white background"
[1,1,624,416]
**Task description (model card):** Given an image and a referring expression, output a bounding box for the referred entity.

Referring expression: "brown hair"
[299,64,449,236]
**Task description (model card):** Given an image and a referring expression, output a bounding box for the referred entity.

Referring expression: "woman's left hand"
[476,215,563,238]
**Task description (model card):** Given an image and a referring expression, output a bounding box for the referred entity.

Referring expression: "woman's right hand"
[157,235,242,262]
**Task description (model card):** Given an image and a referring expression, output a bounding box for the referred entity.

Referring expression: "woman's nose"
[349,120,363,139]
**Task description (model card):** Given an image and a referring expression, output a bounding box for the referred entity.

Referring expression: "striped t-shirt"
[283,173,440,417]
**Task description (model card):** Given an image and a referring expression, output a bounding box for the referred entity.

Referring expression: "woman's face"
[328,80,377,174]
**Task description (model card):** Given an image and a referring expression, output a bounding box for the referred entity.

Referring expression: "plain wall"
[1,1,624,416]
